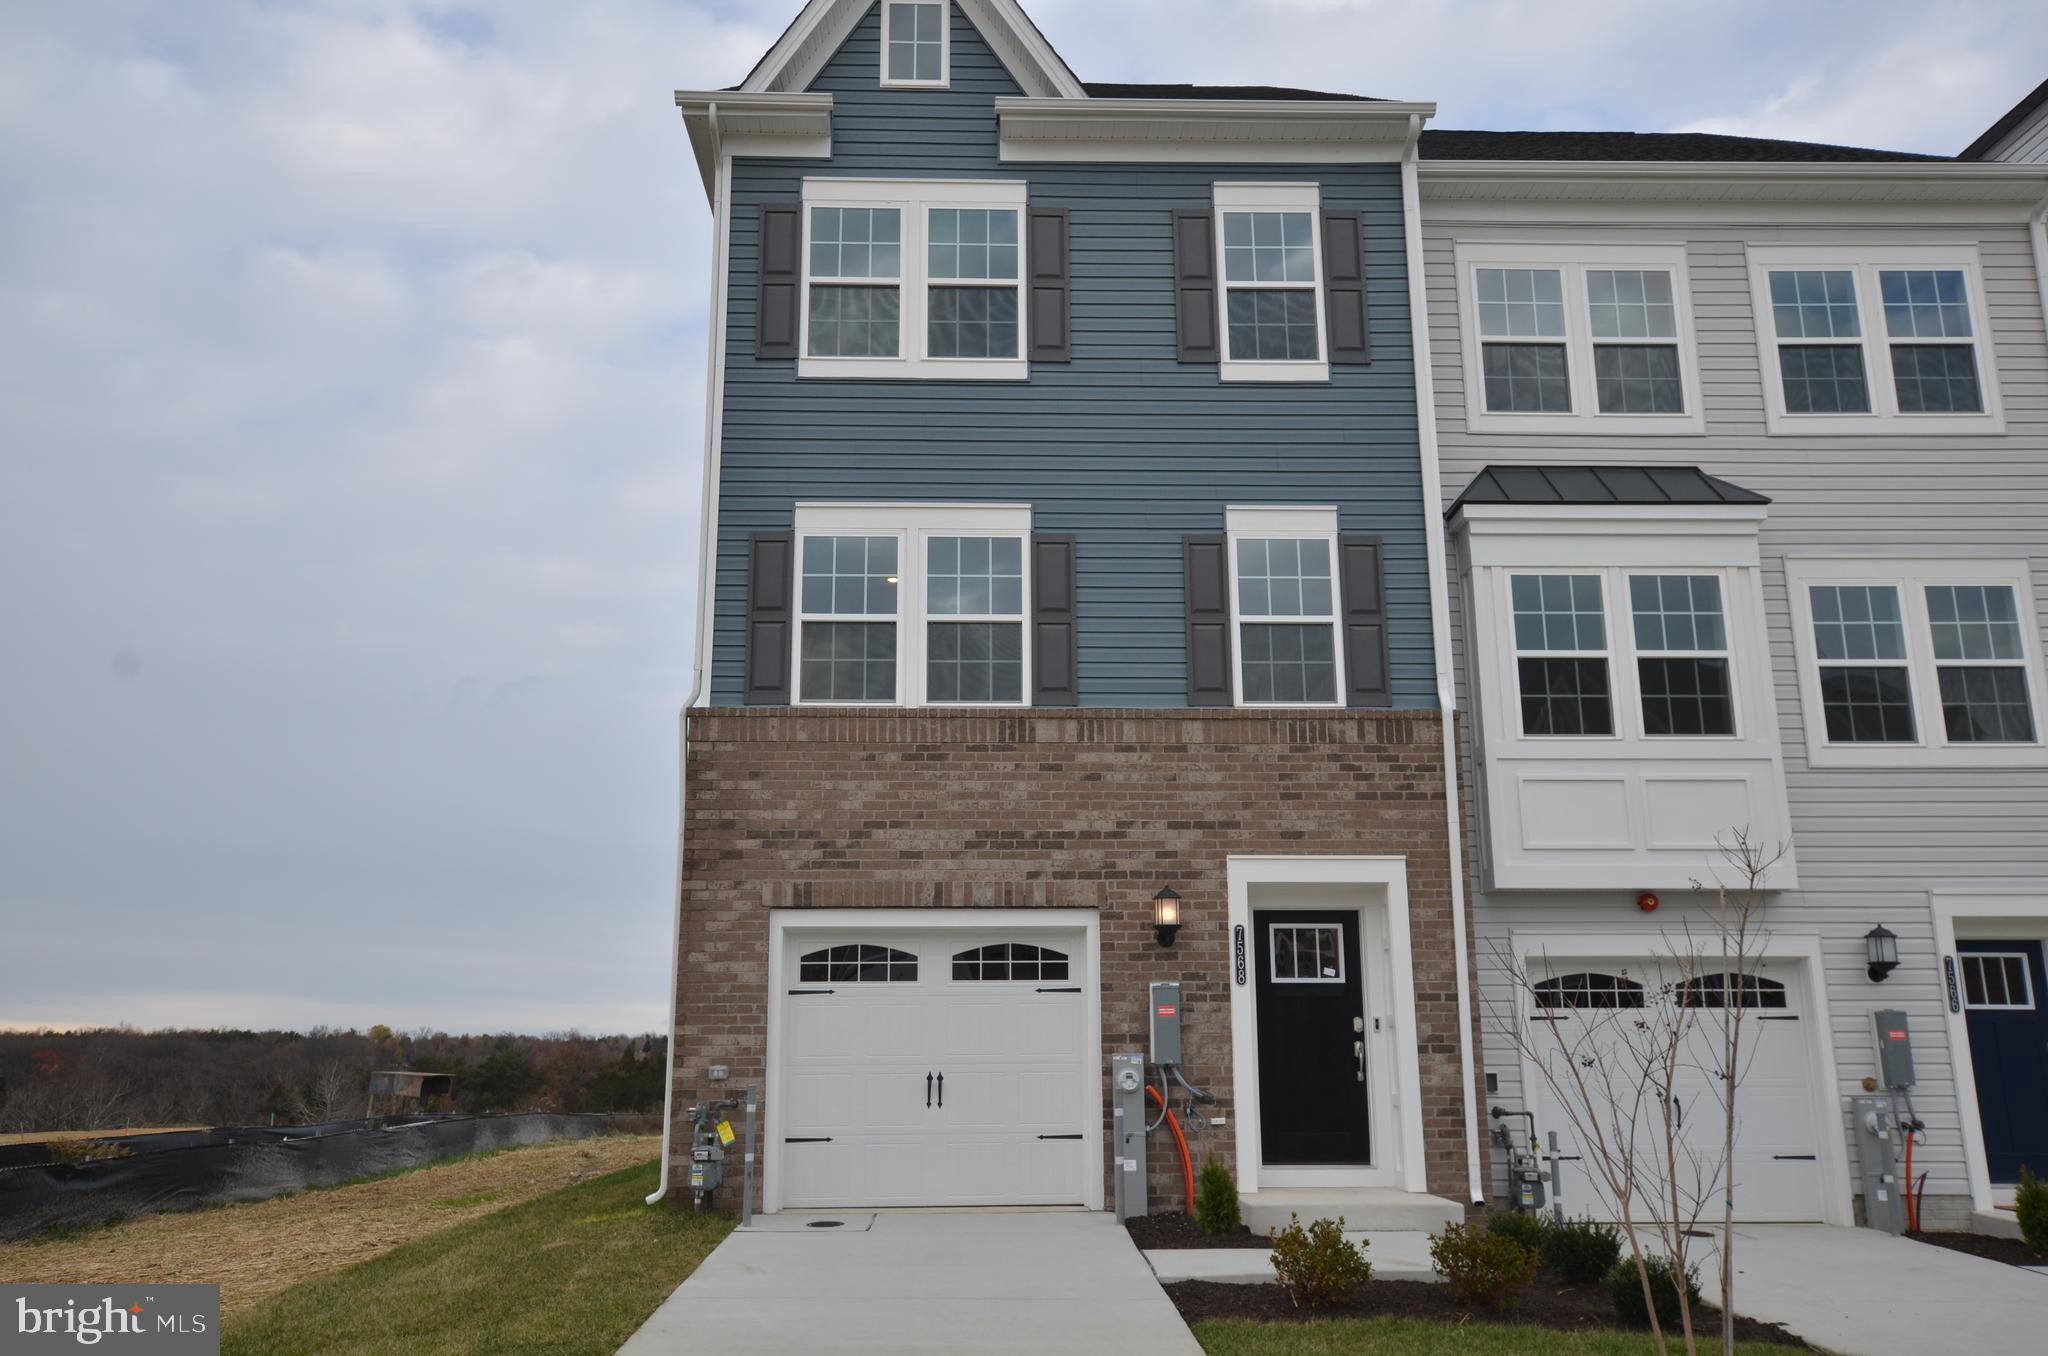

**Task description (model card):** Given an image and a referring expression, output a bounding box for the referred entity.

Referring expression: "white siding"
[1425,214,2048,1222]
[1982,101,2048,164]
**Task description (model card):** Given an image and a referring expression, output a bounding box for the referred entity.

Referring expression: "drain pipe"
[649,103,732,1206]
[1402,114,1487,1206]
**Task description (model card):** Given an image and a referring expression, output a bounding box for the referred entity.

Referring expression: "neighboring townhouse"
[660,0,1484,1222]
[1962,76,2048,164]
[1417,130,2048,1229]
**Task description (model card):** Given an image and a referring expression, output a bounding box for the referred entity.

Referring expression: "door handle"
[927,1072,933,1108]
[936,1072,944,1108]
[1353,1039,1365,1084]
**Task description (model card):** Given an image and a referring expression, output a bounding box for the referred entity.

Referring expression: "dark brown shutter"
[744,532,795,704]
[1338,535,1391,708]
[1184,535,1233,706]
[1027,208,1071,363]
[756,203,802,360]
[1172,209,1220,363]
[1322,210,1370,365]
[1031,534,1078,706]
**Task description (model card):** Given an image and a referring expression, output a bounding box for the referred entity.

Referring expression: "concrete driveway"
[1719,1225,2048,1356]
[619,1209,1203,1355]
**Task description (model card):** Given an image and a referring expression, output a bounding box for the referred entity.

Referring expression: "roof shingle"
[1419,129,1940,163]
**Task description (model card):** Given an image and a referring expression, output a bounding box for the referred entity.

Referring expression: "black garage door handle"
[926,1072,933,1108]
[937,1072,944,1108]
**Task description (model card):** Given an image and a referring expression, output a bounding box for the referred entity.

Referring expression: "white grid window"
[1749,247,2002,433]
[1269,923,1345,983]
[793,505,1032,707]
[1927,585,2037,743]
[1233,536,1339,706]
[1511,574,1612,737]
[1214,183,1326,382]
[1456,243,1700,433]
[1960,953,2035,1010]
[882,1,948,87]
[800,180,1026,380]
[1630,574,1735,737]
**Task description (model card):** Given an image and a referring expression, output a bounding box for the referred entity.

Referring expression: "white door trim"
[763,907,1104,1214]
[1932,890,2048,1213]
[1227,855,1428,1195]
[1503,927,1854,1227]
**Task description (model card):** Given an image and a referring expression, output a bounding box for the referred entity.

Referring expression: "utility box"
[1850,1094,1907,1234]
[1111,1052,1148,1221]
[1874,1009,1915,1089]
[1149,982,1183,1066]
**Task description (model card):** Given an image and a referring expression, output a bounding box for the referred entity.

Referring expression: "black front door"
[1254,910,1370,1165]
[1960,940,2048,1184]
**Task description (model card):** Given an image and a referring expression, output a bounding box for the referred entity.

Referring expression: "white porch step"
[1970,1208,2023,1241]
[1147,1229,1440,1284]
[1239,1188,1463,1237]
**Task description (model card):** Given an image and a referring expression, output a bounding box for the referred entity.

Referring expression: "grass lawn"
[222,1160,731,1356]
[1193,1318,1802,1356]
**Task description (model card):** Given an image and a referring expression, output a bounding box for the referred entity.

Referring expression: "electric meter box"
[1874,1009,1915,1089]
[1149,981,1183,1066]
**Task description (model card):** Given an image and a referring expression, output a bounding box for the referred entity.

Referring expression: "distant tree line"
[0,1027,668,1134]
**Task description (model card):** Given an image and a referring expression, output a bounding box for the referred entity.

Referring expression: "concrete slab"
[620,1210,1202,1355]
[1710,1224,2048,1356]
[1239,1188,1462,1235]
[1146,1229,1440,1284]
[1971,1207,2023,1240]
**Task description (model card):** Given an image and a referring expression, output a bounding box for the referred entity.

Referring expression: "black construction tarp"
[0,1113,606,1240]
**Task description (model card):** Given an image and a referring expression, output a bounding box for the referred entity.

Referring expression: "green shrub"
[1485,1209,1548,1253]
[1428,1221,1540,1313]
[1269,1214,1372,1310]
[1542,1215,1623,1284]
[1609,1254,1703,1328]
[1194,1158,1242,1236]
[2017,1167,2048,1254]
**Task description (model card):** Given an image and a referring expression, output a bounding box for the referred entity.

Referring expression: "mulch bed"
[1124,1211,1263,1250]
[1908,1230,2047,1268]
[1163,1271,1813,1349]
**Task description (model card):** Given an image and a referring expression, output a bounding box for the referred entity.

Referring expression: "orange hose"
[1903,1131,1917,1232]
[1147,1085,1195,1213]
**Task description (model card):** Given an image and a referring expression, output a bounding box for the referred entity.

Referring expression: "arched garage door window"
[1676,973,1787,1009]
[1533,972,1646,1010]
[952,942,1069,981]
[799,943,918,983]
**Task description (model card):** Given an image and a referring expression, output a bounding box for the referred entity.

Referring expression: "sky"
[2,0,2042,1037]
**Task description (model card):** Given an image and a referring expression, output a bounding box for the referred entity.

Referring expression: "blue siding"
[710,2,1436,709]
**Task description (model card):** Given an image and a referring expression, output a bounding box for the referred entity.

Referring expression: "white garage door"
[778,927,1091,1208]
[1524,958,1826,1223]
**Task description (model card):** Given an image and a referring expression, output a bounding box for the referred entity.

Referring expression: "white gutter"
[650,106,734,1206]
[1402,113,1486,1206]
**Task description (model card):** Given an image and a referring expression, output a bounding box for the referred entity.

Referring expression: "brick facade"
[669,706,1478,1210]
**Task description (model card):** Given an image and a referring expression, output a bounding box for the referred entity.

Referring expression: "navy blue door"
[1959,940,2048,1185]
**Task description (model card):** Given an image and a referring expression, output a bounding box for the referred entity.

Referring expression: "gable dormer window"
[882,1,949,88]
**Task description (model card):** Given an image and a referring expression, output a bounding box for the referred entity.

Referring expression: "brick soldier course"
[671,706,1478,1209]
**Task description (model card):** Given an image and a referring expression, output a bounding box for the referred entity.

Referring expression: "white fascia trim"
[1454,503,1772,541]
[651,136,738,1206]
[1418,159,2048,209]
[675,93,833,198]
[1932,891,2048,1212]
[1226,856,1428,1196]
[997,98,1432,165]
[1402,120,1484,1205]
[762,907,1105,1213]
[1501,926,1855,1228]
[1225,504,1338,535]
[796,501,1031,530]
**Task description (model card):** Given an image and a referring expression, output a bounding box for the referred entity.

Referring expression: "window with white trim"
[1630,575,1735,737]
[793,504,1032,707]
[1788,559,2046,767]
[1215,183,1327,382]
[1226,507,1342,706]
[800,179,1026,380]
[1960,953,2035,1010]
[881,1,949,88]
[1456,242,1702,433]
[1511,574,1612,736]
[1748,246,2003,433]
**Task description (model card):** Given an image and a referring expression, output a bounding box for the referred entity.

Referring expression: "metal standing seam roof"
[1447,466,1771,518]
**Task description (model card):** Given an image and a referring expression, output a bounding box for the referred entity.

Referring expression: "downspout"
[649,103,732,1205]
[1400,114,1486,1206]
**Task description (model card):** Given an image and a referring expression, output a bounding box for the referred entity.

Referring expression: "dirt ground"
[0,1127,207,1147]
[0,1134,660,1316]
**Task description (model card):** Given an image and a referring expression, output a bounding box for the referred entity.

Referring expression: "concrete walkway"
[1719,1225,2048,1356]
[619,1209,1203,1355]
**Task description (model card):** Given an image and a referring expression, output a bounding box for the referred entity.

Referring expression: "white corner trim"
[1226,856,1428,1196]
[1930,891,2048,1214]
[1502,926,1855,1228]
[761,907,1104,1214]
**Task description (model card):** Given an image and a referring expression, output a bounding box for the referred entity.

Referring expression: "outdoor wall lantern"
[1865,924,1900,982]
[1153,887,1183,948]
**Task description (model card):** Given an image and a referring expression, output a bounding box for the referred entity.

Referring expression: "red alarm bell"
[1636,892,1660,913]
